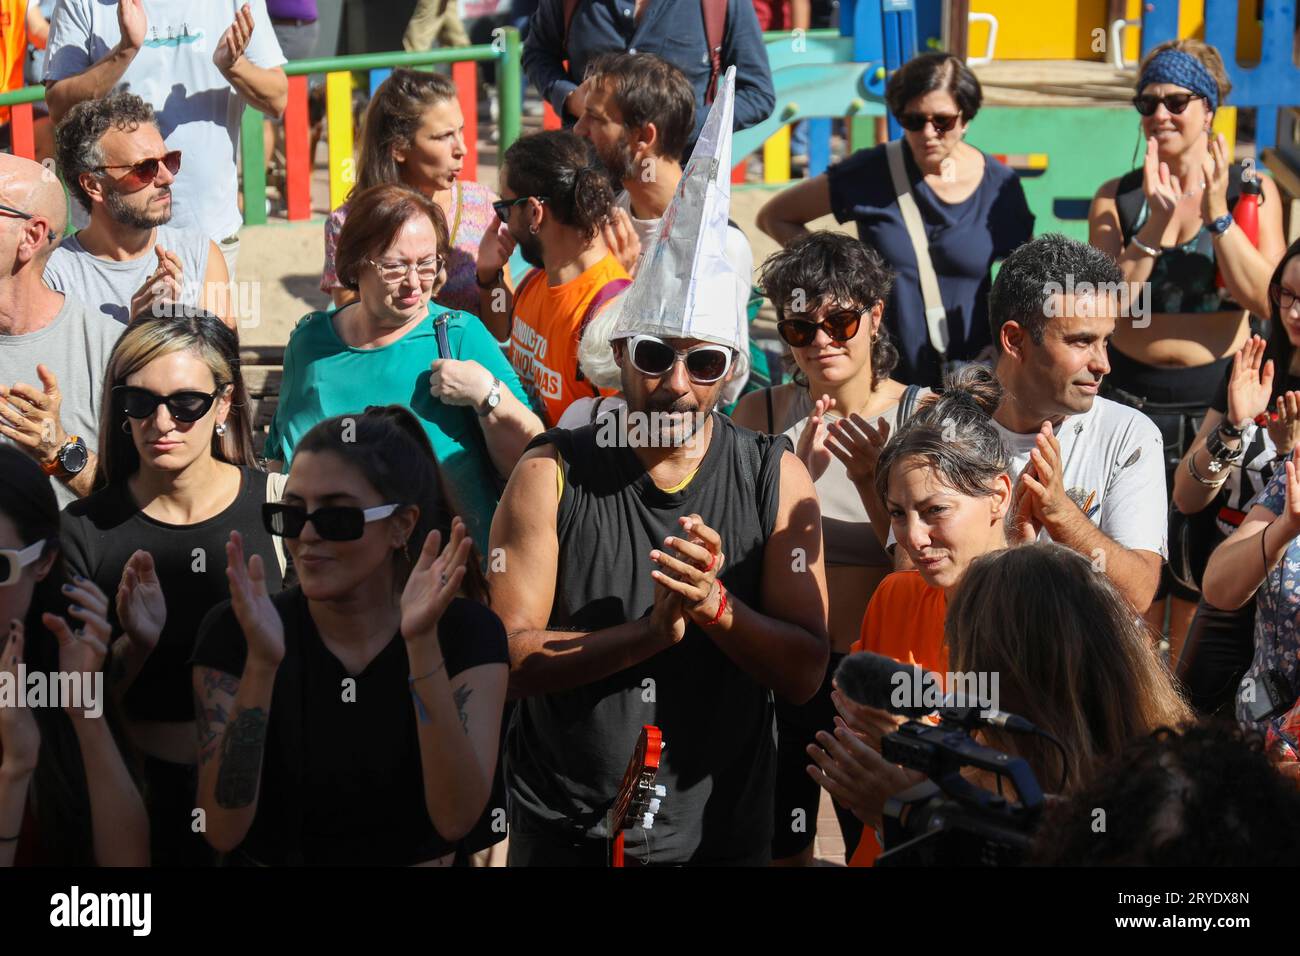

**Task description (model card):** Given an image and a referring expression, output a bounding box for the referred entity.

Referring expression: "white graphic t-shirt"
[45,0,287,242]
[992,396,1168,558]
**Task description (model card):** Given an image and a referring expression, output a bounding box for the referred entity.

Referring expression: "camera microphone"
[834,651,1040,735]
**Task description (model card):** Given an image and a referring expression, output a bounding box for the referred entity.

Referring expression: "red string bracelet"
[701,580,728,627]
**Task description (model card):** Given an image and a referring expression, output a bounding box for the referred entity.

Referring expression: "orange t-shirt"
[0,0,29,127]
[847,570,948,867]
[507,253,627,427]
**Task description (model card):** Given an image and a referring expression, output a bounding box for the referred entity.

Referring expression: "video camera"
[877,706,1045,866]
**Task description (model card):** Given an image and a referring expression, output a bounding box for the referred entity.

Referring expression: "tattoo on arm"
[453,684,473,735]
[196,668,240,768]
[215,706,268,809]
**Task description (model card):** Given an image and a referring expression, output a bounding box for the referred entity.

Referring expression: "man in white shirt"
[574,51,751,404]
[43,0,288,280]
[991,233,1166,612]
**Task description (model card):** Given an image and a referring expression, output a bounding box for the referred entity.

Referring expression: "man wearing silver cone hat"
[488,70,829,866]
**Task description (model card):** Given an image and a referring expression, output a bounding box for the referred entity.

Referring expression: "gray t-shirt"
[44,225,212,326]
[0,295,123,507]
[43,0,287,241]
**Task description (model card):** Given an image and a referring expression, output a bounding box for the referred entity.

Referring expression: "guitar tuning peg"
[648,798,661,813]
[642,812,655,829]
[654,784,667,797]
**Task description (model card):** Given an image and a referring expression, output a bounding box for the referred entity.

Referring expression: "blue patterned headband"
[1138,49,1219,110]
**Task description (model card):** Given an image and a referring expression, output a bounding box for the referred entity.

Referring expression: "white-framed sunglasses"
[0,539,47,587]
[626,334,734,384]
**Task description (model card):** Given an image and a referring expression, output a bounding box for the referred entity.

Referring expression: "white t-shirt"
[885,396,1168,558]
[616,190,753,403]
[992,396,1168,558]
[45,0,287,242]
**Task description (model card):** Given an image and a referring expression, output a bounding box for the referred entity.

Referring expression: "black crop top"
[1115,162,1247,315]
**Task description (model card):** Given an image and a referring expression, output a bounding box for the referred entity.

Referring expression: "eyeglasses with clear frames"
[367,255,446,284]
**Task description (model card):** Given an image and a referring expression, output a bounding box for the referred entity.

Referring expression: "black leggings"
[1175,598,1256,716]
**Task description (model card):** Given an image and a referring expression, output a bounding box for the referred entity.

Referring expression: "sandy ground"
[235,162,850,346]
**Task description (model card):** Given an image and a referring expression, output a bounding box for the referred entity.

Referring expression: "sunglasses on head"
[1132,93,1205,116]
[626,334,734,384]
[777,309,864,348]
[0,539,46,587]
[493,195,548,224]
[897,111,961,134]
[93,150,182,192]
[114,384,227,423]
[262,502,401,542]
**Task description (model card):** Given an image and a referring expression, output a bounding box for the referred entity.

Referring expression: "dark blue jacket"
[522,0,776,145]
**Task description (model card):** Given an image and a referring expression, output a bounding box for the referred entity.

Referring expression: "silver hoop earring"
[121,419,131,434]
[529,224,539,235]
[216,422,228,437]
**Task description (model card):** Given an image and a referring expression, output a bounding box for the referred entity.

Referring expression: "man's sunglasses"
[1270,283,1300,313]
[0,539,46,587]
[626,334,734,384]
[897,112,961,133]
[262,502,401,541]
[1132,93,1205,116]
[114,384,227,423]
[493,196,548,224]
[777,310,864,348]
[93,150,182,192]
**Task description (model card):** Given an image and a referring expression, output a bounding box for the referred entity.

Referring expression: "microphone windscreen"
[834,652,933,718]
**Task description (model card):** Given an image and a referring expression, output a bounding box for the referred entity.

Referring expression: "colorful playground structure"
[0,0,1295,242]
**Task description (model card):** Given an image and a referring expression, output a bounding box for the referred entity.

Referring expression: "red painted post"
[10,103,35,161]
[543,100,561,130]
[284,74,311,222]
[731,160,746,185]
[453,60,478,181]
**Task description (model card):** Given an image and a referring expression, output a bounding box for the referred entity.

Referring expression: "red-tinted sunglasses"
[93,150,182,192]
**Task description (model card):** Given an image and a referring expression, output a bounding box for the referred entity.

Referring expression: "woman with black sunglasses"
[0,445,149,866]
[191,408,507,865]
[1089,39,1286,652]
[60,310,282,865]
[755,52,1034,387]
[731,232,924,866]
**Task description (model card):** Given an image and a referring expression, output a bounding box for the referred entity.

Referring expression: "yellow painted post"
[1212,105,1237,159]
[764,125,791,184]
[326,71,355,212]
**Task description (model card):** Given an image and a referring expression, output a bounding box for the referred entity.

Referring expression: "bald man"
[0,154,122,503]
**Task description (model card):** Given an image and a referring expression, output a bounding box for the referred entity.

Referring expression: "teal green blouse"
[265,303,528,553]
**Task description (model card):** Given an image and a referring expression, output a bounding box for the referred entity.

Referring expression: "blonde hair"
[97,311,254,485]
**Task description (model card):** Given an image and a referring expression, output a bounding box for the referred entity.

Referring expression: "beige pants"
[403,0,471,50]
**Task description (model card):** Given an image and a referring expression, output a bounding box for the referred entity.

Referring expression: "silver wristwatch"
[478,378,502,417]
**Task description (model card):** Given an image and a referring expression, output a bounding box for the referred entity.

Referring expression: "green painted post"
[499,27,522,157]
[240,104,268,227]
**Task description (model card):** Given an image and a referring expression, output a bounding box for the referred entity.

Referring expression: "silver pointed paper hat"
[610,66,743,350]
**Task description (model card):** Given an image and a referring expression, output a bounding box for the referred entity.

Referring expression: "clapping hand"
[226,530,284,668]
[400,517,471,646]
[116,550,165,651]
[214,3,256,75]
[794,395,835,482]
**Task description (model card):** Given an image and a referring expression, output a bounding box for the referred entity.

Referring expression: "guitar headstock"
[609,724,666,834]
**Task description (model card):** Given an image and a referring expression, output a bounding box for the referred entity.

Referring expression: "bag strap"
[702,0,727,104]
[574,277,631,392]
[898,383,921,424]
[886,138,949,358]
[433,313,452,360]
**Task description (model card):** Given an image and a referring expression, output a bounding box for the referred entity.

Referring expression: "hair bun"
[937,363,1002,418]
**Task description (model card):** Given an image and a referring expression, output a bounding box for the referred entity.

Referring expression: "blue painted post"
[808,117,832,175]
[370,68,392,99]
[881,0,917,141]
[1139,0,1179,59]
[1204,0,1298,152]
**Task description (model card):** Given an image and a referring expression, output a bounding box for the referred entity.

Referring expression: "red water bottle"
[1215,168,1261,291]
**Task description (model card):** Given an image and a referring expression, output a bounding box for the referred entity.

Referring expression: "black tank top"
[1115,162,1245,314]
[505,412,790,864]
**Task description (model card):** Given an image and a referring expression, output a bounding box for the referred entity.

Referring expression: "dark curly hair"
[759,231,898,389]
[1030,719,1300,865]
[501,131,615,244]
[54,89,158,214]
